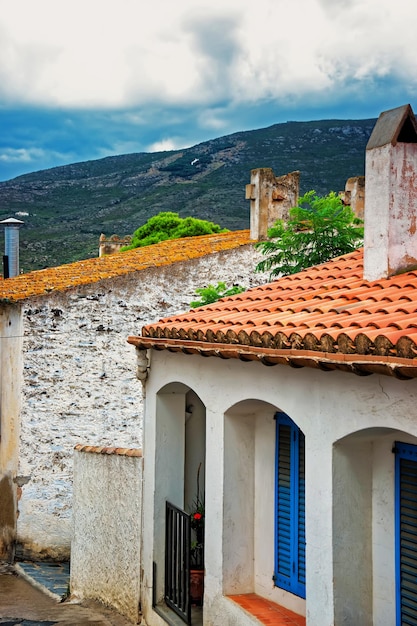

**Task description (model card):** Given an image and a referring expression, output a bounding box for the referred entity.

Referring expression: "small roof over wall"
[0,230,251,303]
[366,104,417,150]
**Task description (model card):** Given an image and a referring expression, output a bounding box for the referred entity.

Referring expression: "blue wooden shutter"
[274,412,306,599]
[395,442,417,625]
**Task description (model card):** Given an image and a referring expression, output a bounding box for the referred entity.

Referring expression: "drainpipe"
[0,218,24,278]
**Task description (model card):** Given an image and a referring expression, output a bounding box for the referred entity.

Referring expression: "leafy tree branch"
[190,282,245,308]
[255,191,363,278]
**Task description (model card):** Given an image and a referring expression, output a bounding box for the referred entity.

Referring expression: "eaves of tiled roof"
[0,230,251,303]
[129,249,417,379]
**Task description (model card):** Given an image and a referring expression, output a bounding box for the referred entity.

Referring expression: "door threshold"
[154,601,203,626]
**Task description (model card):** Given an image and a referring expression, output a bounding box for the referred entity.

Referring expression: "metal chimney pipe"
[0,218,24,278]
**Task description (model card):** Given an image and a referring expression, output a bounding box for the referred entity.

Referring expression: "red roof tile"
[74,443,142,457]
[0,230,251,303]
[130,249,417,378]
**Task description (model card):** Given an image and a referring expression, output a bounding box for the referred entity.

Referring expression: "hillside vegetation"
[0,118,374,271]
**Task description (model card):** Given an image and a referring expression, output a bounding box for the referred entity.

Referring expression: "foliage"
[190,463,205,568]
[121,212,227,250]
[255,191,364,278]
[190,282,246,308]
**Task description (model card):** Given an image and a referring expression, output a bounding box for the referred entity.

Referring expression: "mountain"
[0,118,375,272]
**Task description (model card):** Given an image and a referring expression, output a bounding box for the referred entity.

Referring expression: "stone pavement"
[0,563,136,626]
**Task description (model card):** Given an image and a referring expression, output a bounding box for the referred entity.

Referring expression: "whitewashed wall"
[71,445,142,623]
[139,348,417,626]
[16,244,269,559]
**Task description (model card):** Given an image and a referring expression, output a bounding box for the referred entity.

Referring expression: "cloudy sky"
[0,0,416,181]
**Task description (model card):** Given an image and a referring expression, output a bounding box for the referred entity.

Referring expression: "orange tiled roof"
[0,230,251,303]
[129,248,417,379]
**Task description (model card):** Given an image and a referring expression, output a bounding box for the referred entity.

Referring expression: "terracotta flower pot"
[190,568,204,605]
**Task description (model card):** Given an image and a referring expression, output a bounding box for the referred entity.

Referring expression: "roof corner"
[366,104,417,150]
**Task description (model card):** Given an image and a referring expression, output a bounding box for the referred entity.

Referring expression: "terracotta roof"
[0,230,251,303]
[129,249,417,379]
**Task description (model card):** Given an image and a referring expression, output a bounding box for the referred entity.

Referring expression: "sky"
[0,0,416,182]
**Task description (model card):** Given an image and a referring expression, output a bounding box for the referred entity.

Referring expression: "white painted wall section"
[71,446,142,623]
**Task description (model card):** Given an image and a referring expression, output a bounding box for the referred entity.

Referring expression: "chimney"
[0,218,24,278]
[364,104,417,281]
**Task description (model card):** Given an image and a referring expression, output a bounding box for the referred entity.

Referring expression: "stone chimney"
[364,104,417,281]
[246,169,300,241]
[99,233,132,257]
[341,176,365,220]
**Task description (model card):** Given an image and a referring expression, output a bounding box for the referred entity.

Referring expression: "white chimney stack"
[364,104,417,281]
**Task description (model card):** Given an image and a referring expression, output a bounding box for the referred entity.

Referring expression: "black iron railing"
[165,501,191,624]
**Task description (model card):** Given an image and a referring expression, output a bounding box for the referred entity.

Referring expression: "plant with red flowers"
[190,465,205,568]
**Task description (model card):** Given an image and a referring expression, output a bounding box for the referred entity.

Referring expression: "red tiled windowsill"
[228,593,306,626]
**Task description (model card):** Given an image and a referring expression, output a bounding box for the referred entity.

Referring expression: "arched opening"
[223,399,306,616]
[333,427,417,625]
[153,383,206,610]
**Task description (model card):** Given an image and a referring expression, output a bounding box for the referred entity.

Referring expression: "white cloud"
[0,0,416,109]
[199,114,228,132]
[0,147,44,163]
[0,146,70,164]
[147,138,186,153]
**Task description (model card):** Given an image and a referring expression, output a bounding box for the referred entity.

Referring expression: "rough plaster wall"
[0,305,23,560]
[364,142,417,280]
[71,449,142,622]
[17,245,269,559]
[0,475,15,561]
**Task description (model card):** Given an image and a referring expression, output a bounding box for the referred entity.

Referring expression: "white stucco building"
[127,104,417,625]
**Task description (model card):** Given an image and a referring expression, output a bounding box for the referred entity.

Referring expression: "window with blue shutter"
[395,441,417,625]
[274,412,305,599]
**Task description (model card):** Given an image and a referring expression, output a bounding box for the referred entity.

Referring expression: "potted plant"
[189,465,204,605]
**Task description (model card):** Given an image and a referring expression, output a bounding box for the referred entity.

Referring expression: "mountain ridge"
[0,117,375,271]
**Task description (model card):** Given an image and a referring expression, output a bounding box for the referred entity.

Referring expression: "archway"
[153,383,206,607]
[333,427,417,625]
[223,399,306,616]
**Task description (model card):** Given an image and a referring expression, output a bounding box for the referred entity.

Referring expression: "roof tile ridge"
[74,443,142,457]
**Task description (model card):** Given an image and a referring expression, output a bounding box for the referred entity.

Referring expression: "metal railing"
[165,501,191,624]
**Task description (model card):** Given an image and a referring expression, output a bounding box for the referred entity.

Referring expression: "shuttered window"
[274,412,306,599]
[396,442,417,626]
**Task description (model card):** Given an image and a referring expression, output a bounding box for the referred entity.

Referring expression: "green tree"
[122,212,227,250]
[190,282,246,308]
[255,191,363,278]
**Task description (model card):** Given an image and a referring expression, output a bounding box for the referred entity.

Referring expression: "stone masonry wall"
[17,244,269,559]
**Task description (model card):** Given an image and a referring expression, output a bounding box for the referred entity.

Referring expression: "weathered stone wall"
[17,244,269,559]
[99,233,132,256]
[340,176,365,220]
[246,168,300,240]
